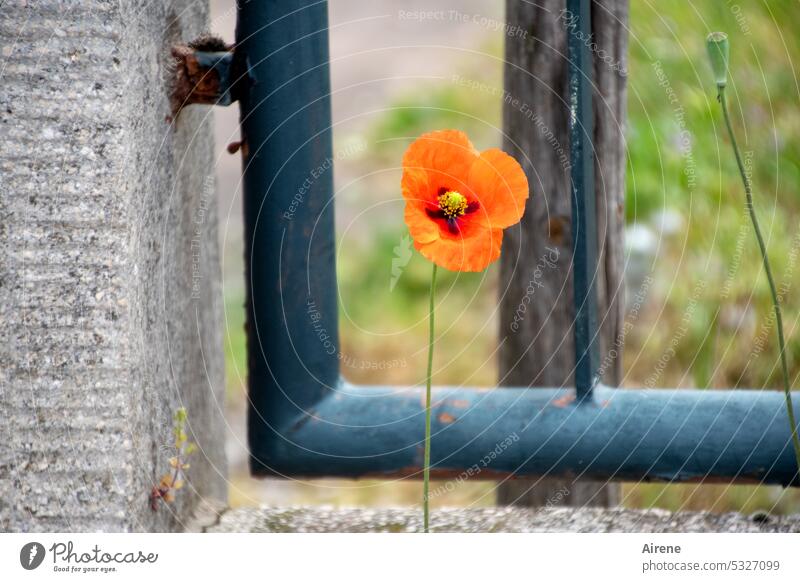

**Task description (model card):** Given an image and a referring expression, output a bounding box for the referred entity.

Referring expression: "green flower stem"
[423,263,437,533]
[718,86,800,477]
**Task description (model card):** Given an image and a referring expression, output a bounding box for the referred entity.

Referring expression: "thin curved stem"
[718,86,800,477]
[423,263,437,533]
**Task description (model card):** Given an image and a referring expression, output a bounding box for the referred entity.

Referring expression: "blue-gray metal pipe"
[236,0,340,472]
[265,383,799,486]
[235,0,800,488]
[567,0,600,401]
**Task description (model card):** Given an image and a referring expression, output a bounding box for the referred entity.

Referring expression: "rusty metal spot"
[643,473,765,485]
[170,36,244,117]
[289,412,316,433]
[551,393,575,408]
[438,412,456,424]
[547,215,569,246]
[450,399,470,409]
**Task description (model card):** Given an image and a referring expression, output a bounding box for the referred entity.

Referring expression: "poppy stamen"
[437,190,469,219]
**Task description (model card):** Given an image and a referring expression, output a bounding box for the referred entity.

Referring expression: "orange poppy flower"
[401,130,529,272]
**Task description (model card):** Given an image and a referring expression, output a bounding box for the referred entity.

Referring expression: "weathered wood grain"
[497,0,627,507]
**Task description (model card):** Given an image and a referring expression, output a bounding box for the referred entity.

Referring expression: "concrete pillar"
[0,0,227,532]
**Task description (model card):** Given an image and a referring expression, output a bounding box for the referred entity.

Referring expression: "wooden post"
[497,0,627,507]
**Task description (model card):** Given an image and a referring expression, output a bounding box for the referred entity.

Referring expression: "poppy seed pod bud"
[706,32,730,88]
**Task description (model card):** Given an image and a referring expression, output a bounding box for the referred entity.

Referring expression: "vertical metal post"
[236,0,340,472]
[567,0,599,402]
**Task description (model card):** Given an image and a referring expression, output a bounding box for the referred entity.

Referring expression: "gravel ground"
[196,505,800,533]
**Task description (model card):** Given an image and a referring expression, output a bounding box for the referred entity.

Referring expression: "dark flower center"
[438,190,468,218]
[425,187,480,234]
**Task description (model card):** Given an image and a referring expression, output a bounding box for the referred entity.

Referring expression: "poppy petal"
[400,166,431,209]
[401,130,478,205]
[404,202,440,245]
[467,148,529,229]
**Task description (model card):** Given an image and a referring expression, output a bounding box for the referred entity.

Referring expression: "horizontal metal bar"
[251,382,799,487]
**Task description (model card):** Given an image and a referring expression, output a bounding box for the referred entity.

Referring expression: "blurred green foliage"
[624,1,800,395]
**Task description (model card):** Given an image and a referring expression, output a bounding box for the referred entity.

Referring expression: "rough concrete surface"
[0,0,226,532]
[206,506,800,533]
